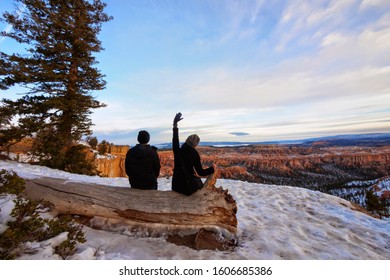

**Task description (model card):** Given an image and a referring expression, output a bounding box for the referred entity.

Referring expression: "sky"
[0,0,390,145]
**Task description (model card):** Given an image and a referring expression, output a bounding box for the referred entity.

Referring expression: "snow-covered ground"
[0,160,389,260]
[330,177,390,206]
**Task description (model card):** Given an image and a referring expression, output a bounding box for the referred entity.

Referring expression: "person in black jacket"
[172,113,215,196]
[125,130,161,190]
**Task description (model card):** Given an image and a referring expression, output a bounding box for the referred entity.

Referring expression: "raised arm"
[172,112,183,152]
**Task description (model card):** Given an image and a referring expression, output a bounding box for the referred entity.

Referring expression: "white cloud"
[275,0,361,51]
[250,0,266,23]
[321,32,350,47]
[0,24,13,44]
[360,0,390,9]
[0,3,26,45]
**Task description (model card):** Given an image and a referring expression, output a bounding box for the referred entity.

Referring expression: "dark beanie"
[137,130,150,144]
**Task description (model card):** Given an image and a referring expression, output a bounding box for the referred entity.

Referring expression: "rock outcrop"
[96,156,127,177]
[95,145,129,177]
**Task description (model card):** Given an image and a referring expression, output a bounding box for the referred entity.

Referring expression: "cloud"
[0,24,13,44]
[360,0,390,9]
[230,132,250,137]
[0,3,26,45]
[275,0,363,52]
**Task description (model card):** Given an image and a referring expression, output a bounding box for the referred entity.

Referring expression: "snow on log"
[22,172,238,250]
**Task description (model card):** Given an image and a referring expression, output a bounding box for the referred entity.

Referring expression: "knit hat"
[137,130,150,144]
[185,134,200,148]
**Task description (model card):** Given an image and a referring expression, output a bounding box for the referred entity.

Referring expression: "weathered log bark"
[22,172,237,248]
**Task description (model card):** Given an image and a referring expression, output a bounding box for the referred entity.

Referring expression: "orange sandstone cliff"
[95,145,129,177]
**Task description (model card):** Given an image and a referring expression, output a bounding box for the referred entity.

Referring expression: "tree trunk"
[23,172,238,248]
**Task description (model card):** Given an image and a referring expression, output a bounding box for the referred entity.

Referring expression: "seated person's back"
[125,130,160,190]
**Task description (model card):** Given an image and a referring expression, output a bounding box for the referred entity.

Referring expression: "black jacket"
[125,144,160,190]
[172,126,214,195]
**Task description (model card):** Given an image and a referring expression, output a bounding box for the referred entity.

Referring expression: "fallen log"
[22,172,238,250]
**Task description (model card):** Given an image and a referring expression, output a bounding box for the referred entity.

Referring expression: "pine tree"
[365,189,389,219]
[86,136,98,149]
[0,0,112,170]
[98,139,108,155]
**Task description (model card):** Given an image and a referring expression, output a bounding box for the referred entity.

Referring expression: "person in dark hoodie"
[172,112,216,196]
[125,130,161,190]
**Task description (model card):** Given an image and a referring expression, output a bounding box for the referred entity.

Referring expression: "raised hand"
[173,112,183,125]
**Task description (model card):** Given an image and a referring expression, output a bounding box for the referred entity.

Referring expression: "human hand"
[173,112,183,125]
